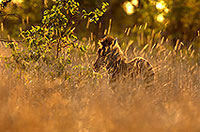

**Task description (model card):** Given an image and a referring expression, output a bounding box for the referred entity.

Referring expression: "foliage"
[1,0,200,47]
[1,0,53,37]
[0,0,11,8]
[78,0,199,46]
[165,0,200,43]
[4,0,108,80]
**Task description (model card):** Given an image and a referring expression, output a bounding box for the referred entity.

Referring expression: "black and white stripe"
[93,36,155,89]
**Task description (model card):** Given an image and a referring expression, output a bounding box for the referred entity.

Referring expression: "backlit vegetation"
[0,0,200,131]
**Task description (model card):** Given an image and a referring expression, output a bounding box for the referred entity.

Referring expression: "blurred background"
[0,1,200,131]
[0,0,199,47]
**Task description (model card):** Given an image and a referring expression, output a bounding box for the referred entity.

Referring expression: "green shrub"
[4,0,108,80]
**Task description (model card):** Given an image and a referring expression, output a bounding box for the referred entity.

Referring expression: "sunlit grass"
[1,23,3,31]
[0,24,200,131]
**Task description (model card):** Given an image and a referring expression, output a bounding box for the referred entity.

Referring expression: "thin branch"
[0,39,23,43]
[0,11,22,23]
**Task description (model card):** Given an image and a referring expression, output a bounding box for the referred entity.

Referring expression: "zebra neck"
[106,51,127,74]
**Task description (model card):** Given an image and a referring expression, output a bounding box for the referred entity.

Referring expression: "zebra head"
[93,36,117,72]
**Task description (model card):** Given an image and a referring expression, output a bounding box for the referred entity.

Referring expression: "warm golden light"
[156,1,166,10]
[123,1,134,15]
[0,0,2,3]
[12,0,23,4]
[164,8,169,13]
[131,0,139,7]
[157,14,164,22]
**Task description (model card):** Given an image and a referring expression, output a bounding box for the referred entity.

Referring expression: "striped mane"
[93,35,155,89]
[99,35,126,61]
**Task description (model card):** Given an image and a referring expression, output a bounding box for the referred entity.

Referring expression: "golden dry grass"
[0,36,200,132]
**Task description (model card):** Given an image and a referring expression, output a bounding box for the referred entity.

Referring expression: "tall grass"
[0,27,200,132]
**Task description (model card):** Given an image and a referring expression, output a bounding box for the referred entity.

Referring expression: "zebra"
[93,35,155,92]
